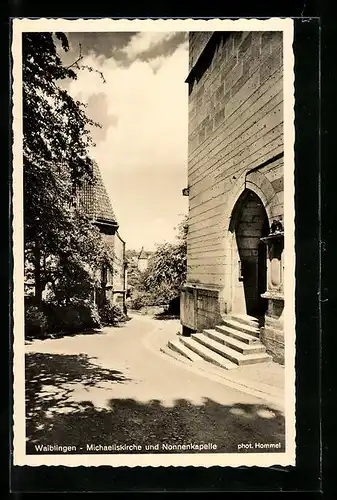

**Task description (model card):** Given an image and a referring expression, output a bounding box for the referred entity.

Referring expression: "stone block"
[251,33,261,58]
[261,32,275,51]
[225,61,243,91]
[237,32,252,58]
[225,72,260,119]
[222,54,237,78]
[271,177,284,193]
[198,128,206,145]
[205,121,214,138]
[225,35,236,60]
[267,298,284,320]
[231,70,251,97]
[260,49,282,85]
[214,84,224,103]
[260,326,284,365]
[271,203,283,219]
[270,31,283,51]
[214,108,225,129]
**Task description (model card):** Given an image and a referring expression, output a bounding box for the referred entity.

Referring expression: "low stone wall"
[180,285,223,332]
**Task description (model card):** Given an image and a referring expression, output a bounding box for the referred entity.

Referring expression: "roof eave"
[94,218,119,232]
[185,32,232,85]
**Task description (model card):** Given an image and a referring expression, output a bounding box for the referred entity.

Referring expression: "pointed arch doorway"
[229,189,269,321]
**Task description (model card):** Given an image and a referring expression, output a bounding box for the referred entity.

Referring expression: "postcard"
[12,17,295,467]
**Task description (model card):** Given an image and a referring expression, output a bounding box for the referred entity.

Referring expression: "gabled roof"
[138,247,152,260]
[78,163,118,225]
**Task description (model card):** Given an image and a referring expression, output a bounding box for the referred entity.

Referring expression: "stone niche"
[260,219,285,364]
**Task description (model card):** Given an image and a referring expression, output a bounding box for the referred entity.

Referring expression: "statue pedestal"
[260,229,285,364]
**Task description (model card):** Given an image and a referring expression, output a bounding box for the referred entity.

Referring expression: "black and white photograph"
[12,18,295,467]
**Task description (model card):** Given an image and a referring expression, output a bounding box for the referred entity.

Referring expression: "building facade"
[181,31,284,363]
[79,163,127,311]
[137,248,152,272]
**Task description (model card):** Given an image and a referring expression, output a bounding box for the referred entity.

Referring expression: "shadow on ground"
[153,311,180,321]
[26,353,285,455]
[25,352,131,445]
[25,322,131,344]
[25,328,108,344]
[153,297,180,320]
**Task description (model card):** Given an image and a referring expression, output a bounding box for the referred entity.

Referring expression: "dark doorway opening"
[234,190,269,319]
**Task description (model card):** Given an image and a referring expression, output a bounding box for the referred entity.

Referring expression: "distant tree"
[23,32,109,306]
[125,249,142,292]
[138,215,188,304]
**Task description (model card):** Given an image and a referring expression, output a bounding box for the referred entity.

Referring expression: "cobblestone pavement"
[25,314,285,454]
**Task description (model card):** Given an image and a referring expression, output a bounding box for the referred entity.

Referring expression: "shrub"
[129,293,146,310]
[25,305,49,338]
[46,301,102,333]
[77,301,101,329]
[98,301,128,326]
[129,291,155,310]
[61,308,82,330]
[25,298,102,338]
[129,288,179,310]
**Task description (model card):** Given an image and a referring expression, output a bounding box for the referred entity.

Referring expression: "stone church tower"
[180,31,285,364]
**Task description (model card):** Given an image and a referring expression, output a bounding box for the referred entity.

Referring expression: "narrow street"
[25,314,285,455]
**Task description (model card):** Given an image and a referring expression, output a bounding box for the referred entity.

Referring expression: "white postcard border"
[12,17,295,468]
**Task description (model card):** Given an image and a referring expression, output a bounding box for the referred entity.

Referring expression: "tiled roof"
[138,248,152,260]
[78,163,117,224]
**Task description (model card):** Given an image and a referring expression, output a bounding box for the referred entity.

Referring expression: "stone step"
[230,314,259,329]
[203,329,265,354]
[191,333,272,366]
[179,336,238,370]
[216,320,260,339]
[167,339,203,362]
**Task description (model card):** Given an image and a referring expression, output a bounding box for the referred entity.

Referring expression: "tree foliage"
[137,215,188,304]
[124,249,142,291]
[23,32,110,305]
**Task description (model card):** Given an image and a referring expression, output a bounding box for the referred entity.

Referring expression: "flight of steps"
[167,314,272,370]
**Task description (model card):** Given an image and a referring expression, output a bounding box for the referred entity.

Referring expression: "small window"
[101,266,107,284]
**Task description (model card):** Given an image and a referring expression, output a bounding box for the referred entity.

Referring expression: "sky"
[57,31,189,251]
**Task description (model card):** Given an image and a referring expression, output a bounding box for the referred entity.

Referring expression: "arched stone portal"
[229,189,269,320]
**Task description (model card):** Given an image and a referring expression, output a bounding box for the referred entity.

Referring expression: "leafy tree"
[138,215,188,304]
[23,32,109,305]
[125,249,141,292]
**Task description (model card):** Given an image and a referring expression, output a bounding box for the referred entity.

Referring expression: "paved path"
[25,314,285,454]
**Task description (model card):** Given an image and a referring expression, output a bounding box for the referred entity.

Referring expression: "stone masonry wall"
[187,31,283,287]
[189,32,213,70]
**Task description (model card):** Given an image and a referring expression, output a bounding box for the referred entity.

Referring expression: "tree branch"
[78,65,106,84]
[65,43,106,83]
[66,43,83,69]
